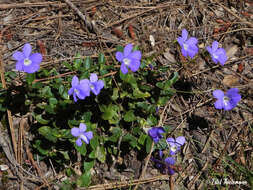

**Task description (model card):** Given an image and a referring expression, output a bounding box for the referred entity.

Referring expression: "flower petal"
[80,135,89,144]
[214,99,224,109]
[187,37,198,45]
[73,93,78,102]
[129,59,140,72]
[167,137,176,147]
[148,128,158,138]
[165,157,176,165]
[213,90,224,100]
[24,63,40,73]
[13,51,24,61]
[92,80,104,95]
[116,51,124,62]
[71,127,80,137]
[90,73,98,83]
[212,41,219,51]
[120,63,128,74]
[123,44,133,56]
[72,76,79,87]
[23,43,32,57]
[177,37,184,46]
[15,61,23,71]
[68,87,74,96]
[76,138,83,146]
[128,51,141,60]
[206,46,212,54]
[181,29,188,41]
[79,79,91,96]
[175,136,185,146]
[29,53,42,65]
[181,47,188,57]
[79,123,87,132]
[85,131,93,140]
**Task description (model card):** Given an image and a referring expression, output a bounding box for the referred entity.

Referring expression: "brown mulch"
[0,0,252,190]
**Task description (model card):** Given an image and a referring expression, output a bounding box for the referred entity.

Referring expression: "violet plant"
[4,33,242,188]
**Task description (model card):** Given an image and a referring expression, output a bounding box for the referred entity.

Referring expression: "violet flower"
[167,136,186,155]
[213,88,241,110]
[71,123,93,146]
[148,127,165,143]
[81,73,104,96]
[177,29,198,59]
[206,41,227,66]
[68,75,90,102]
[152,150,176,175]
[12,43,42,73]
[116,44,142,74]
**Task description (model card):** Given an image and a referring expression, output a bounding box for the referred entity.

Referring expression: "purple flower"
[177,29,198,59]
[116,44,142,74]
[164,157,176,175]
[71,123,93,146]
[167,136,186,155]
[152,150,176,175]
[12,43,42,73]
[81,73,104,96]
[213,88,241,110]
[68,75,90,102]
[206,41,227,66]
[148,127,165,143]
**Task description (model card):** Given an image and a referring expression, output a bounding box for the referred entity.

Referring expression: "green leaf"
[133,89,150,99]
[123,110,136,122]
[40,86,53,98]
[35,114,50,124]
[81,111,92,122]
[164,72,179,89]
[146,136,153,153]
[59,151,70,160]
[49,97,58,105]
[33,140,49,155]
[116,45,124,52]
[75,143,87,156]
[73,53,82,70]
[77,171,91,187]
[83,160,95,172]
[26,73,35,85]
[38,126,57,143]
[122,134,137,148]
[62,61,72,71]
[98,53,106,64]
[83,57,91,70]
[95,146,106,163]
[138,134,147,145]
[90,136,99,150]
[108,127,122,142]
[147,114,157,126]
[111,88,119,101]
[99,104,120,124]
